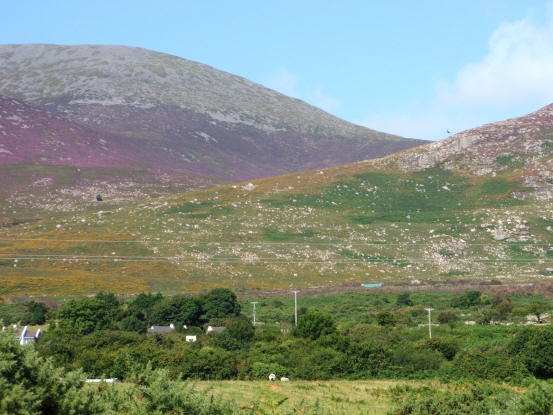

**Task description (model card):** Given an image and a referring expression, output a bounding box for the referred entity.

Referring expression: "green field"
[195,379,420,415]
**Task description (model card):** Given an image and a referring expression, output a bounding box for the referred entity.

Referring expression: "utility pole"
[292,290,299,326]
[251,302,258,326]
[425,308,434,338]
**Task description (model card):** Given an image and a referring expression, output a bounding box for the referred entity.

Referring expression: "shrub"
[181,347,238,380]
[376,311,396,327]
[509,326,553,378]
[342,342,392,377]
[396,292,413,307]
[502,381,553,415]
[151,296,202,326]
[293,312,336,340]
[437,311,459,328]
[452,290,481,308]
[388,346,443,377]
[452,347,528,381]
[100,366,237,415]
[250,362,288,379]
[201,289,241,320]
[293,347,345,379]
[420,337,460,360]
[389,383,511,415]
[0,333,101,415]
[57,297,115,335]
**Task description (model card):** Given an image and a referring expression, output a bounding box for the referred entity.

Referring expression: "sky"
[2,1,553,140]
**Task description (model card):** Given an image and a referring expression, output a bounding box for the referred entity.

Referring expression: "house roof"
[147,325,174,334]
[23,328,40,338]
[207,326,226,333]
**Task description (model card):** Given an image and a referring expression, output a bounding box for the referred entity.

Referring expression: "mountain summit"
[0,44,426,217]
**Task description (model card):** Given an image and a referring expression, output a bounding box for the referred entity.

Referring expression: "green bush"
[396,292,413,307]
[452,347,528,381]
[509,327,553,378]
[201,289,241,320]
[250,362,288,379]
[451,290,481,308]
[388,383,511,415]
[502,381,553,415]
[420,337,459,360]
[57,297,115,335]
[293,312,336,340]
[0,333,102,415]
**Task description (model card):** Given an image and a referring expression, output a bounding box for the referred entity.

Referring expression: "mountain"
[2,104,552,297]
[0,96,215,221]
[0,44,426,218]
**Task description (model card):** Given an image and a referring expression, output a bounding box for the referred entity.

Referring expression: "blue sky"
[2,1,553,140]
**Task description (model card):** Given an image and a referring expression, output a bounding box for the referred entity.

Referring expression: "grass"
[1,158,551,296]
[194,379,422,415]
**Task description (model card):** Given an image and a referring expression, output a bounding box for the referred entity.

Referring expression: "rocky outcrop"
[386,104,553,200]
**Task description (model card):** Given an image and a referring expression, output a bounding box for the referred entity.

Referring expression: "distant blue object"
[361,283,383,288]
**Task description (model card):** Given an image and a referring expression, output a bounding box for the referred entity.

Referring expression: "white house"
[3,325,43,345]
[185,335,197,342]
[147,324,175,334]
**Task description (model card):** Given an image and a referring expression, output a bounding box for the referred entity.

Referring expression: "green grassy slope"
[1,155,552,296]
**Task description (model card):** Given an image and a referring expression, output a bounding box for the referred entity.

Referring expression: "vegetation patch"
[262,227,316,241]
[496,155,525,169]
[163,201,215,215]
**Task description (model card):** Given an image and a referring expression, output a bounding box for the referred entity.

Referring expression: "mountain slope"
[0,44,427,219]
[2,105,552,296]
[0,96,216,220]
[0,44,426,204]
[385,103,553,200]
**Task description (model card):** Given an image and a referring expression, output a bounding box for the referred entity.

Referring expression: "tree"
[422,337,459,360]
[211,317,255,351]
[451,290,481,308]
[293,312,336,340]
[492,296,513,321]
[151,297,202,326]
[201,288,241,320]
[376,311,396,327]
[57,298,114,335]
[129,292,164,312]
[25,301,49,325]
[396,292,413,307]
[527,299,551,323]
[126,292,164,325]
[181,347,238,380]
[0,333,102,414]
[437,311,459,329]
[120,314,148,334]
[509,326,553,378]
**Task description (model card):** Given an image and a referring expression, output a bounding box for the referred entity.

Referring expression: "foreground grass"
[195,379,434,415]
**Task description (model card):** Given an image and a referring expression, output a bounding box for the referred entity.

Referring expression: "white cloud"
[360,6,553,140]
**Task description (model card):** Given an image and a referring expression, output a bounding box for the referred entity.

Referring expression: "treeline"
[21,289,553,383]
[3,332,553,415]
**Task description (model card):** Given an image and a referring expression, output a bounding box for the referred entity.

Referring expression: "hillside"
[0,44,426,219]
[0,96,215,221]
[1,104,552,297]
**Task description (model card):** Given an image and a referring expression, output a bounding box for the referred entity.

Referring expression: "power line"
[1,238,552,247]
[2,255,553,263]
